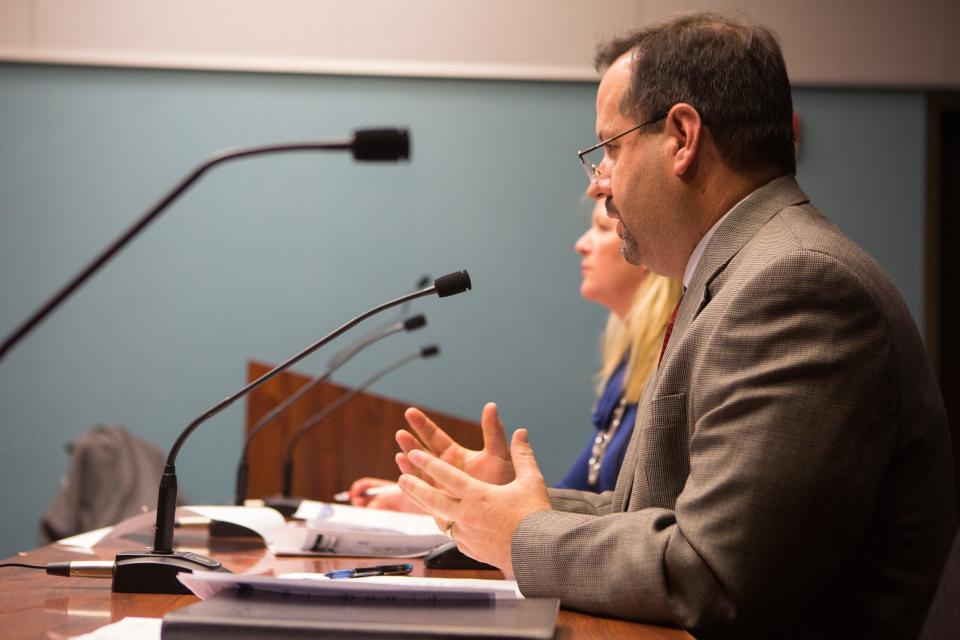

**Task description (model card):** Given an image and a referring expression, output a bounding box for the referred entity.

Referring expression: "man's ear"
[664,103,703,177]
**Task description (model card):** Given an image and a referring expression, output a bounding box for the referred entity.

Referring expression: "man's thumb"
[511,429,542,478]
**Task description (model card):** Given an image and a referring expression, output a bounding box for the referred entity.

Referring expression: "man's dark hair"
[595,12,796,175]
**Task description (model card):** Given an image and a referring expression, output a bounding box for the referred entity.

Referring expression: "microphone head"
[351,128,410,161]
[403,314,427,331]
[434,270,472,298]
[421,345,440,358]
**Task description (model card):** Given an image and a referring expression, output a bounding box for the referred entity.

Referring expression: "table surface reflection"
[0,528,693,639]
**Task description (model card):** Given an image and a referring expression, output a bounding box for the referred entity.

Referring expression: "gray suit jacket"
[512,176,956,639]
[40,424,167,543]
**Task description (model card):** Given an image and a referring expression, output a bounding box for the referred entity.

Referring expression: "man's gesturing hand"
[396,402,515,486]
[397,427,551,573]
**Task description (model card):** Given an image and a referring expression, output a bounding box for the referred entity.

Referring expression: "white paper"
[293,499,333,520]
[55,505,285,552]
[285,573,524,599]
[269,522,444,557]
[69,616,162,639]
[272,501,449,557]
[183,505,286,543]
[177,570,521,602]
[59,502,443,559]
[55,526,112,551]
[316,503,446,536]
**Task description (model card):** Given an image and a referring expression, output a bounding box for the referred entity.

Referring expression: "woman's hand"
[347,477,425,513]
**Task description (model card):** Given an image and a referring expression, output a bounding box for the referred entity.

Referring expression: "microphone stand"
[112,273,470,594]
[233,315,425,506]
[0,129,409,363]
[271,346,439,516]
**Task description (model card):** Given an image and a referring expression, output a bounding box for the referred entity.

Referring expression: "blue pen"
[324,563,414,579]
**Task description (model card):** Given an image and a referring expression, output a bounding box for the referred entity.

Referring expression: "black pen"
[323,563,413,579]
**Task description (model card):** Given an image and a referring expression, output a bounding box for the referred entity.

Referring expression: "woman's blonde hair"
[597,273,683,403]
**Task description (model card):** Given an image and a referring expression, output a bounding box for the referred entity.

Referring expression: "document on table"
[178,571,523,602]
[164,583,556,640]
[56,506,287,551]
[55,502,445,558]
[269,501,449,557]
[55,526,113,552]
[181,505,286,541]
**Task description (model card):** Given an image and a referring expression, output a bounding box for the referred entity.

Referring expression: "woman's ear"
[664,103,703,177]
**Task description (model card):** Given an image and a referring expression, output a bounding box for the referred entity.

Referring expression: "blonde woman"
[349,200,681,505]
[555,200,682,491]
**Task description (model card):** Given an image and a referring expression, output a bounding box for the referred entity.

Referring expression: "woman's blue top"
[554,359,638,493]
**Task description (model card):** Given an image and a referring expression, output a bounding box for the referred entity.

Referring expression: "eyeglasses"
[577,113,667,182]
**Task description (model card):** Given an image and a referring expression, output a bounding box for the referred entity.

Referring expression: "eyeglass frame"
[577,112,668,182]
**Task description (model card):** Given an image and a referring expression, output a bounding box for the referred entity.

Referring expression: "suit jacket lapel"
[663,175,809,365]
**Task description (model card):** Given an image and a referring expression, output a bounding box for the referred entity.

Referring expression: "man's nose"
[586,175,611,200]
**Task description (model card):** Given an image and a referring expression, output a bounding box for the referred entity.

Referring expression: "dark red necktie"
[658,295,683,366]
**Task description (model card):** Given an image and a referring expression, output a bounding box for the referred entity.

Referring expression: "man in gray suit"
[395,13,956,639]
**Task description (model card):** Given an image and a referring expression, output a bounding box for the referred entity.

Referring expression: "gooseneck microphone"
[326,274,431,372]
[432,270,472,298]
[233,314,427,505]
[280,346,440,499]
[350,129,411,161]
[0,128,410,363]
[111,270,470,594]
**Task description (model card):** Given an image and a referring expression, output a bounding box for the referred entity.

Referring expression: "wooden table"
[0,528,693,639]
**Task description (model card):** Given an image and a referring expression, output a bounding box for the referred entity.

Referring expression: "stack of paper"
[167,573,558,640]
[267,500,450,557]
[178,571,522,601]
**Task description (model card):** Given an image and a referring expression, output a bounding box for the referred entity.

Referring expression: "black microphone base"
[112,550,231,594]
[262,495,304,518]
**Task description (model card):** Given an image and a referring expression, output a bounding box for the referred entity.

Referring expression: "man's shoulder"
[709,176,873,272]
[699,197,926,382]
[689,176,883,296]
[746,201,902,307]
[765,202,866,261]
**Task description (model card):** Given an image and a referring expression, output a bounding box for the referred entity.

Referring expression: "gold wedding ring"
[445,520,456,540]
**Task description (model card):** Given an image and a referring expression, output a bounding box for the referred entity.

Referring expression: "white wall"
[0,0,958,87]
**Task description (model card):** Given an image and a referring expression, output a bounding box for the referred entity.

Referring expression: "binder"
[161,588,560,639]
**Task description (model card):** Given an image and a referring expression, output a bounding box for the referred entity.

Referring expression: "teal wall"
[0,63,927,558]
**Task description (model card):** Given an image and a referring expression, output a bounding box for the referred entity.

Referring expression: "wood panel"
[243,360,483,501]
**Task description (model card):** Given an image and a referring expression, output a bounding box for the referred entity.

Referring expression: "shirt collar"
[681,193,750,288]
